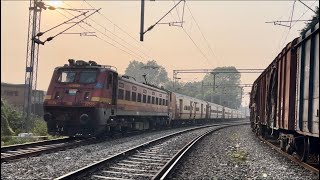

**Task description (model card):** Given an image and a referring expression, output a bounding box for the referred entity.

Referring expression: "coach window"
[143,95,147,103]
[118,89,124,99]
[132,92,137,102]
[152,97,155,104]
[147,95,151,104]
[137,93,142,102]
[125,90,130,101]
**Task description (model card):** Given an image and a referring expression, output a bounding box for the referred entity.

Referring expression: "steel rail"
[1,137,70,152]
[1,137,91,163]
[54,121,249,180]
[257,136,319,175]
[152,122,250,180]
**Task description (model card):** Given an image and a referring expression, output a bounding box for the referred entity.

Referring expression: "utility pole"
[201,81,204,100]
[23,0,43,132]
[140,0,145,41]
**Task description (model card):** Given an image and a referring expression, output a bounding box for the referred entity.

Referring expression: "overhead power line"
[143,0,185,35]
[61,2,148,60]
[185,2,218,65]
[83,0,153,56]
[298,0,317,14]
[55,9,141,59]
[182,27,210,64]
[281,0,318,48]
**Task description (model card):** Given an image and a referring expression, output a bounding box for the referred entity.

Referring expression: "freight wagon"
[250,23,319,162]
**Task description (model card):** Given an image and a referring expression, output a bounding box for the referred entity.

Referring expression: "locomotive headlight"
[84,92,90,100]
[80,114,89,124]
[43,113,52,121]
[54,92,60,99]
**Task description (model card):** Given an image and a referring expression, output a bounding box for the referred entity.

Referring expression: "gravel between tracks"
[170,125,318,180]
[1,125,213,179]
[91,126,218,180]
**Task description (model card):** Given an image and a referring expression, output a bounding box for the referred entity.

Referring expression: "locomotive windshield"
[57,69,98,84]
[79,71,97,84]
[58,71,76,83]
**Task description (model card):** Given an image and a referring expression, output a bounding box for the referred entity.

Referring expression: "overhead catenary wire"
[82,0,153,56]
[62,1,148,60]
[289,0,297,28]
[36,11,89,36]
[280,0,298,49]
[185,2,218,64]
[55,9,141,59]
[144,0,184,33]
[36,9,101,44]
[298,0,317,14]
[281,0,318,48]
[182,27,211,65]
[172,0,182,22]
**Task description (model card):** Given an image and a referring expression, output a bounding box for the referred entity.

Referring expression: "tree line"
[124,60,242,109]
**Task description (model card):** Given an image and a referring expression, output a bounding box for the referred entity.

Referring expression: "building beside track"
[1,82,46,116]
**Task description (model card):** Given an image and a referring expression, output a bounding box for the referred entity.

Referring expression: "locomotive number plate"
[69,89,77,95]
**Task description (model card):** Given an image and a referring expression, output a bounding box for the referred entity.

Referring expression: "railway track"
[1,137,90,163]
[257,136,319,175]
[55,121,249,180]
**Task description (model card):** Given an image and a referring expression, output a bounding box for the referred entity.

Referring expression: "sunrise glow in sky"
[1,1,319,106]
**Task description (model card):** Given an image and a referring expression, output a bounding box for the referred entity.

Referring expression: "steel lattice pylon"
[23,0,42,132]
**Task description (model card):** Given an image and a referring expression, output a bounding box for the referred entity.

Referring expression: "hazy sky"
[1,0,319,105]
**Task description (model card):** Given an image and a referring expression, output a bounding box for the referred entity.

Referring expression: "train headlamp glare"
[84,92,90,100]
[54,92,60,99]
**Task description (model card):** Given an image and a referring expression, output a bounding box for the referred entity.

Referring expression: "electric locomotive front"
[43,59,118,137]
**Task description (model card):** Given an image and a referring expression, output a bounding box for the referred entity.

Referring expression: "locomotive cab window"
[79,71,97,84]
[58,71,76,83]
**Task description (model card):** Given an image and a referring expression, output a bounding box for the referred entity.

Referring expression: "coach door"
[179,99,183,118]
[201,104,203,119]
[190,101,193,119]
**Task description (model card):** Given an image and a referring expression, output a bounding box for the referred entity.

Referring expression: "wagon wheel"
[295,137,310,162]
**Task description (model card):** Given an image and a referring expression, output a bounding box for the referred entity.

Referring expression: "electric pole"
[140,0,145,41]
[23,0,43,132]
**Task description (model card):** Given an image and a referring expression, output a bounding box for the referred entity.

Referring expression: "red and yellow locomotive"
[44,59,244,137]
[43,59,169,136]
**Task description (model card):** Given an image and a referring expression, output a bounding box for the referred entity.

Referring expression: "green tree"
[300,6,319,35]
[1,99,15,136]
[173,66,242,109]
[203,67,241,108]
[124,60,169,87]
[1,98,48,137]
